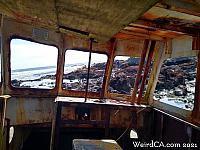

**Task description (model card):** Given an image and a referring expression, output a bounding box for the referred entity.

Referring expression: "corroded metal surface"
[1,17,199,127]
[0,0,200,130]
[5,96,140,127]
[158,0,200,17]
[0,0,159,41]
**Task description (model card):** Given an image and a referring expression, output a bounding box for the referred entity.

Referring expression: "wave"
[12,66,56,72]
[12,63,85,73]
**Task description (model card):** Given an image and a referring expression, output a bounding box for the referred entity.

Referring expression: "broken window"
[10,39,58,89]
[109,56,141,95]
[62,50,107,92]
[154,56,197,110]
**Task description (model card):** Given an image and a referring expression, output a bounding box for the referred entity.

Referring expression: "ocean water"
[11,64,84,89]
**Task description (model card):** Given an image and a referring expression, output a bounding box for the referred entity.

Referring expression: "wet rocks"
[155,56,197,110]
[109,76,131,94]
[11,79,22,87]
[174,87,184,96]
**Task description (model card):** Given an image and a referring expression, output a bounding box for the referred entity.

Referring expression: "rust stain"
[16,98,27,124]
[11,11,56,28]
[142,12,158,20]
[153,17,200,28]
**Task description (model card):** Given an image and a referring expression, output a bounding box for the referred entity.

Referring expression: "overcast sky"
[11,39,108,70]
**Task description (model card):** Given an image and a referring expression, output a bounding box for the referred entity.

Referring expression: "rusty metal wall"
[6,96,136,128]
[1,18,200,127]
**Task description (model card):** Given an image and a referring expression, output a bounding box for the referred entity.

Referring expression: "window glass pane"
[63,50,107,92]
[154,56,197,110]
[11,39,58,89]
[109,56,140,95]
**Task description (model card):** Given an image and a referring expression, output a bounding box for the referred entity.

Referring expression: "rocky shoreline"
[154,56,197,110]
[11,56,197,110]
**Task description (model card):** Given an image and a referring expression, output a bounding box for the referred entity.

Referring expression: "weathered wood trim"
[103,39,116,98]
[144,41,166,104]
[137,40,156,104]
[131,39,150,104]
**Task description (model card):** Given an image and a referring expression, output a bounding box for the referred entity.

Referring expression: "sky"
[11,39,58,69]
[65,50,107,65]
[11,39,108,70]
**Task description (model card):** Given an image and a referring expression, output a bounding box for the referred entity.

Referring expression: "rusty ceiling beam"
[119,29,164,41]
[133,19,200,36]
[157,0,200,17]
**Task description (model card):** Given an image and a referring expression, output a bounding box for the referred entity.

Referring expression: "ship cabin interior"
[0,0,200,150]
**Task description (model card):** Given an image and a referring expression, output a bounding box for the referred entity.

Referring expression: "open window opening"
[109,56,139,95]
[62,50,107,93]
[154,56,197,110]
[109,56,153,96]
[10,39,58,89]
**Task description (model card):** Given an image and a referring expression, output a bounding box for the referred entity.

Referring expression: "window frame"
[151,54,198,125]
[61,49,109,98]
[8,36,59,96]
[108,55,147,100]
[153,56,197,111]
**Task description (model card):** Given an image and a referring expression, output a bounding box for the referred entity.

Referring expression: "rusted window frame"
[107,40,156,103]
[152,54,199,126]
[107,55,137,99]
[61,48,109,99]
[8,36,60,97]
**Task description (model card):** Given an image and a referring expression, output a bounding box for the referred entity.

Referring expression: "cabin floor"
[21,128,131,150]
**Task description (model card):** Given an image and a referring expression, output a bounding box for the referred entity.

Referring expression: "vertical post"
[0,95,10,150]
[131,39,149,104]
[137,41,156,104]
[85,38,94,102]
[144,42,165,104]
[57,34,66,95]
[101,38,116,98]
[192,51,200,121]
[50,101,62,150]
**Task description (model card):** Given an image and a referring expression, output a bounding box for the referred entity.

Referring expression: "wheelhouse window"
[63,50,107,92]
[154,56,197,110]
[10,39,58,89]
[109,56,141,95]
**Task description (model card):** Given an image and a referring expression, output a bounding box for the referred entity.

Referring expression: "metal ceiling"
[0,0,159,41]
[0,0,200,41]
